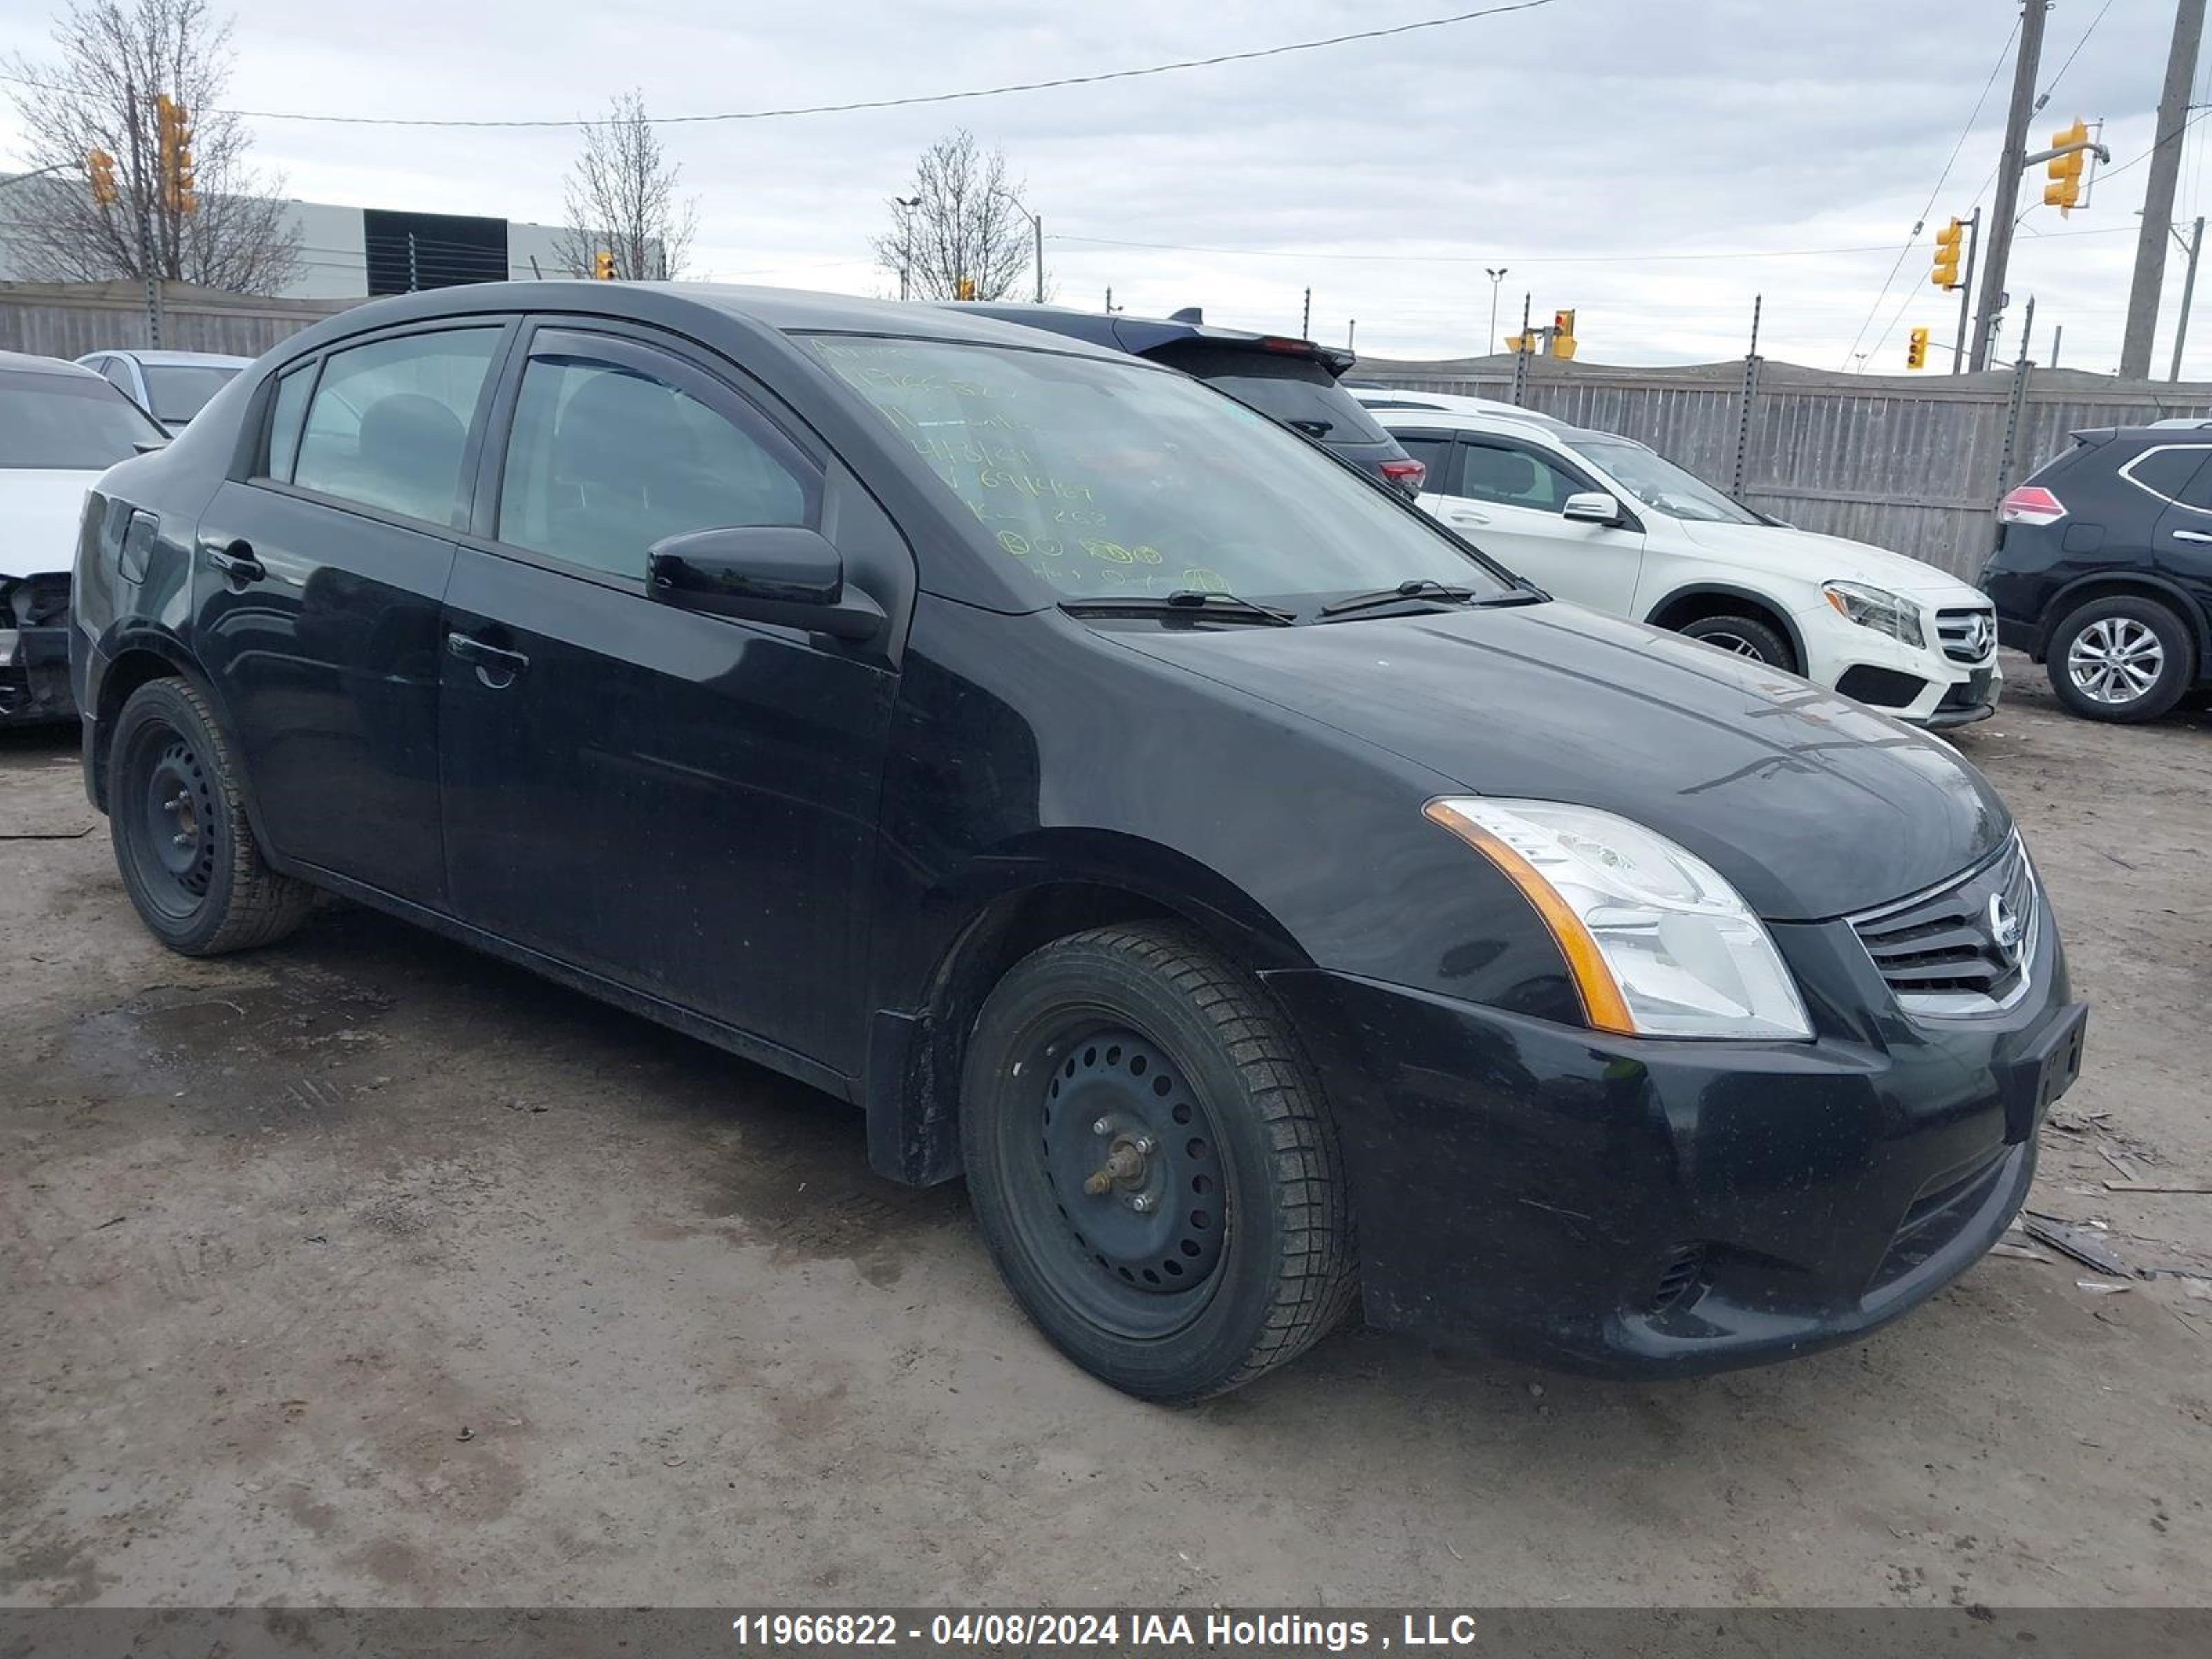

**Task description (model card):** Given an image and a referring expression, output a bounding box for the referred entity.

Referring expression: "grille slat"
[1852,837,2036,1011]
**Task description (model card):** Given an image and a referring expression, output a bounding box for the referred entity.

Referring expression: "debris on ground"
[2020,1212,2133,1277]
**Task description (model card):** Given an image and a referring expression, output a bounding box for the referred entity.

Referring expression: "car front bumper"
[1797,610,2004,729]
[0,622,75,726]
[1264,914,2081,1378]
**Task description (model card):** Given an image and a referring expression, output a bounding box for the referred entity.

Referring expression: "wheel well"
[1644,590,1801,671]
[2042,578,2204,661]
[88,648,198,813]
[872,880,1281,1185]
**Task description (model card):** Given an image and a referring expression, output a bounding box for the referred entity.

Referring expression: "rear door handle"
[1447,509,1490,527]
[2172,528,2212,545]
[447,631,530,685]
[200,539,265,583]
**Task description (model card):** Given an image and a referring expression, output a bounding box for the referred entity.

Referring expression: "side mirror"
[646,525,885,643]
[1562,491,1621,526]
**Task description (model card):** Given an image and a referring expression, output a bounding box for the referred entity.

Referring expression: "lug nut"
[1132,1135,1156,1155]
[172,831,193,847]
[1092,1117,1111,1135]
[1129,1194,1154,1213]
[164,794,185,812]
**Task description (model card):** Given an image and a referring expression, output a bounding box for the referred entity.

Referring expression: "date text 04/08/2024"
[729,1613,1485,1650]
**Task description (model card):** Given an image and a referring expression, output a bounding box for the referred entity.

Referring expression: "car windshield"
[1573,437,1762,524]
[807,335,1515,610]
[0,368,167,469]
[142,362,241,423]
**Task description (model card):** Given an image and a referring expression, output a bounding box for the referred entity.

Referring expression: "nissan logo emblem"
[1988,893,2025,964]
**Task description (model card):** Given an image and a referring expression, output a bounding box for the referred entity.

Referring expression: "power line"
[1044,223,2130,265]
[2096,105,2212,187]
[1840,12,2019,369]
[2038,0,2117,106]
[0,2,1556,130]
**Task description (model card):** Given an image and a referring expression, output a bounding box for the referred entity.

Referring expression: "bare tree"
[3,0,301,293]
[872,129,1031,302]
[554,90,696,281]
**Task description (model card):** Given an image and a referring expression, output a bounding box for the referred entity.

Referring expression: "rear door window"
[292,327,501,526]
[2122,444,2212,514]
[1391,430,1459,494]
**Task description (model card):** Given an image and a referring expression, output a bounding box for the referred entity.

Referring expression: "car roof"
[301,281,1140,361]
[91,348,255,368]
[0,349,104,379]
[1368,404,1629,448]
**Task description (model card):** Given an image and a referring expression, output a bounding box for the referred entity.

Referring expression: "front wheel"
[960,924,1358,1401]
[1678,613,1795,670]
[108,677,315,955]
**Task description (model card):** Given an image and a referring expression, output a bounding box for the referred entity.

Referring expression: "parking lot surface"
[4,657,2210,1608]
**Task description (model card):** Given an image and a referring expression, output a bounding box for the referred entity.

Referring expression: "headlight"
[1424,798,1813,1041]
[1821,580,1924,648]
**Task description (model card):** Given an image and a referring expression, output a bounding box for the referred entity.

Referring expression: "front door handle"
[201,539,265,583]
[1447,509,1491,527]
[2172,528,2212,545]
[447,631,530,686]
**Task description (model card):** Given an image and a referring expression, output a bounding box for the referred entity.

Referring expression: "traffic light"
[1906,327,1930,371]
[2045,120,2088,216]
[86,148,117,207]
[955,276,977,301]
[592,249,615,279]
[1550,308,1577,359]
[155,94,195,214]
[1931,218,1963,290]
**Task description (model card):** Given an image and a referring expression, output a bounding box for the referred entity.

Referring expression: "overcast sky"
[0,0,2197,373]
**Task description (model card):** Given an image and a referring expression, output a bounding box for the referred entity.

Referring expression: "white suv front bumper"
[1795,599,2004,729]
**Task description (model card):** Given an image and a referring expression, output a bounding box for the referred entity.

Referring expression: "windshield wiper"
[1060,590,1297,626]
[1317,579,1481,619]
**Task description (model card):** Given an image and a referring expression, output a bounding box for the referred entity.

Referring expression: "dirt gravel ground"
[3,653,2210,1610]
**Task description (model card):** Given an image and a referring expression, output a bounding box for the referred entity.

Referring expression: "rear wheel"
[1678,613,1794,670]
[2047,595,2194,723]
[960,924,1357,1402]
[109,677,315,955]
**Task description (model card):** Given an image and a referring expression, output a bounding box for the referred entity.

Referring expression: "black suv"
[1982,424,2212,722]
[961,303,1426,495]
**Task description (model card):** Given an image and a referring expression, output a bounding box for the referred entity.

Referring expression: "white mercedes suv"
[1361,394,2001,728]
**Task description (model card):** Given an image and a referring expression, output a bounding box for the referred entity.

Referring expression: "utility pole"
[1971,0,2049,372]
[1348,319,1358,354]
[2121,0,2208,378]
[2051,323,2063,367]
[2173,216,2207,378]
[1032,213,1044,304]
[1301,287,1311,338]
[1485,265,1508,353]
[1951,207,1982,373]
[123,74,161,346]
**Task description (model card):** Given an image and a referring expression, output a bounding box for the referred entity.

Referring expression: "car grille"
[1935,606,1997,664]
[0,572,71,630]
[1850,836,2036,1013]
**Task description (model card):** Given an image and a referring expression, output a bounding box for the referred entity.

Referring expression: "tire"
[1678,613,1795,670]
[960,924,1358,1402]
[108,676,315,955]
[2046,595,2195,723]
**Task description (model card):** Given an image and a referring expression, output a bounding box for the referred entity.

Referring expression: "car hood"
[1106,601,2009,921]
[1674,518,1985,600]
[0,469,99,581]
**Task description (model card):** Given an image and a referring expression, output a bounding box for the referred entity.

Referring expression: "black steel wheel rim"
[124,724,218,919]
[1004,1020,1229,1340]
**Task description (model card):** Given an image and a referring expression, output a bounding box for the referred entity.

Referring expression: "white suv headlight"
[1821,580,1925,648]
[1425,798,1814,1041]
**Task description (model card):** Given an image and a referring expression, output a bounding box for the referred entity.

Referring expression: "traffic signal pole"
[1951,207,1981,373]
[1970,0,2047,373]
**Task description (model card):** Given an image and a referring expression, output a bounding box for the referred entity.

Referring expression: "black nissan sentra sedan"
[69,283,2087,1400]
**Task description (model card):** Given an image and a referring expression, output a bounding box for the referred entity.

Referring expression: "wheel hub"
[2068,617,2162,704]
[1038,1031,1224,1293]
[144,739,216,897]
